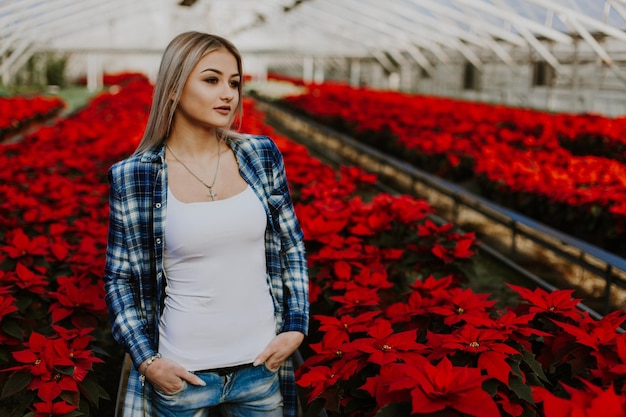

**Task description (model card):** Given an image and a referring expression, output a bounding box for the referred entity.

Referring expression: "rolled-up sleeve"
[103,168,156,368]
[270,142,309,335]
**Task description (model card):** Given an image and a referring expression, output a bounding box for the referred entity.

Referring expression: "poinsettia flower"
[486,310,551,352]
[294,203,349,242]
[0,292,18,322]
[417,219,453,237]
[330,286,380,314]
[30,373,78,402]
[409,274,456,298]
[550,309,626,351]
[31,398,78,417]
[6,263,48,294]
[431,232,475,263]
[314,311,380,345]
[509,284,584,321]
[388,356,500,417]
[296,361,345,400]
[590,332,626,383]
[1,228,49,259]
[533,380,626,417]
[342,319,427,366]
[332,265,392,292]
[428,324,520,384]
[389,195,433,224]
[360,363,414,410]
[48,276,107,323]
[429,287,496,326]
[385,291,432,325]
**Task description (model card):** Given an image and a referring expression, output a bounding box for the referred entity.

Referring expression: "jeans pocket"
[263,362,281,374]
[154,380,187,397]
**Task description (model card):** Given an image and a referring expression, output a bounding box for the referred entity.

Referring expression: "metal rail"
[257,99,626,317]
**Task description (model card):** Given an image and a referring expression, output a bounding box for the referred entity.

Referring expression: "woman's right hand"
[141,356,206,394]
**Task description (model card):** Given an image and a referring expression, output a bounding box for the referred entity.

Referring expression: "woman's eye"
[204,77,219,84]
[230,80,240,88]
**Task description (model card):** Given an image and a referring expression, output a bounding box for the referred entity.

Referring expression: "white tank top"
[159,185,277,371]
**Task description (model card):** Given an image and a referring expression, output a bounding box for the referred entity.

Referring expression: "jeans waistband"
[194,362,255,376]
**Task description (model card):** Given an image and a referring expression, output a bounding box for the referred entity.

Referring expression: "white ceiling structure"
[2,0,626,84]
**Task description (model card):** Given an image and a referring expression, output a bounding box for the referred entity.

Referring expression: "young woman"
[103,31,309,417]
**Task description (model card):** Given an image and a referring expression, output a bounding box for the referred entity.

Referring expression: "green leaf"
[304,397,326,417]
[57,365,75,376]
[98,384,111,401]
[1,372,32,399]
[509,373,534,405]
[79,377,101,407]
[520,348,549,383]
[482,378,500,395]
[1,318,24,341]
[374,402,412,417]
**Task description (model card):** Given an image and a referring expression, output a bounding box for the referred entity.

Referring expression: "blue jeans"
[152,364,283,417]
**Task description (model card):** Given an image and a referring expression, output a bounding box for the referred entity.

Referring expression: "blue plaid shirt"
[104,135,309,417]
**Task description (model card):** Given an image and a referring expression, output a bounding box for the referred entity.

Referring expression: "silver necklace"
[166,142,222,201]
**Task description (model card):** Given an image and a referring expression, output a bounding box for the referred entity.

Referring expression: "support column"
[303,56,314,84]
[87,52,103,92]
[350,58,360,87]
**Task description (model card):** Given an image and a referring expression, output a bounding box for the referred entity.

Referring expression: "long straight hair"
[134,31,244,154]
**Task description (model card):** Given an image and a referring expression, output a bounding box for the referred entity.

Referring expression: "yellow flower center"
[469,341,480,348]
[457,307,464,314]
[382,344,392,351]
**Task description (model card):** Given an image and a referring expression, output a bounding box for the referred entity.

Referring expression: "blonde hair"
[135,31,244,154]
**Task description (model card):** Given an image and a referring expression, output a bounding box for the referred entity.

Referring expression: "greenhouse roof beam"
[352,0,494,51]
[410,0,526,47]
[287,5,409,72]
[452,0,573,44]
[607,0,626,25]
[42,0,157,43]
[314,0,475,65]
[294,1,450,63]
[0,39,33,84]
[0,0,68,29]
[487,0,562,70]
[525,0,626,42]
[391,0,515,65]
[0,0,104,38]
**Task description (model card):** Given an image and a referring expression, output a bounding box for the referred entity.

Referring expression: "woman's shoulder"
[109,147,163,174]
[229,134,280,158]
[108,148,163,190]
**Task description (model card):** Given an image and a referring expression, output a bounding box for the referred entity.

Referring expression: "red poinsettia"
[509,284,584,321]
[1,228,49,259]
[428,324,520,384]
[31,398,78,417]
[534,380,626,417]
[342,318,427,366]
[48,276,107,323]
[428,287,496,326]
[314,311,380,345]
[387,356,500,416]
[5,263,48,294]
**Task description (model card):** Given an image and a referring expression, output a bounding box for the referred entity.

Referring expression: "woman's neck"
[167,126,221,158]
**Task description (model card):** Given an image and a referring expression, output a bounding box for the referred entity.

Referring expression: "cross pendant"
[208,188,217,201]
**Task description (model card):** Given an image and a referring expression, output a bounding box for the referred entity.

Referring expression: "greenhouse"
[2,1,626,417]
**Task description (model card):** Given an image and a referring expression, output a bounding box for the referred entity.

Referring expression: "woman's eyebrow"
[200,68,240,78]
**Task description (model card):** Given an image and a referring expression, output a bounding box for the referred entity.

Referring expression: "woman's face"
[175,48,241,130]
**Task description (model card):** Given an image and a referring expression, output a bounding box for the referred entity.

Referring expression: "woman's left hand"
[253,331,305,371]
